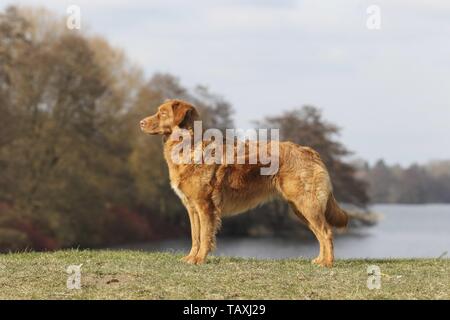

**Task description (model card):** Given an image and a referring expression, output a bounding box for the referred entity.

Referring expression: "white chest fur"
[171,182,186,201]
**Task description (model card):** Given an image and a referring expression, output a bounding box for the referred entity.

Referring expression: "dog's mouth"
[141,125,162,135]
[141,127,157,134]
[140,121,159,134]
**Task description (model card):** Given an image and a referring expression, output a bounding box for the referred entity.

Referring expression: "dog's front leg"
[181,204,200,264]
[192,201,219,265]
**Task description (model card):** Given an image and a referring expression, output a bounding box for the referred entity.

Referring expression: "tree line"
[359,160,450,204]
[0,6,368,251]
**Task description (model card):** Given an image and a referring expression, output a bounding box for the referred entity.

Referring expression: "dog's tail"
[325,193,348,228]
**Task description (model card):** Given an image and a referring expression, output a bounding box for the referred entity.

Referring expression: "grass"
[0,250,448,299]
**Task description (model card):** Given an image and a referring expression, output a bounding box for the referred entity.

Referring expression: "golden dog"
[140,99,348,267]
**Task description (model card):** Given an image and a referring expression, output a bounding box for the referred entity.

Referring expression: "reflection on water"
[119,204,450,259]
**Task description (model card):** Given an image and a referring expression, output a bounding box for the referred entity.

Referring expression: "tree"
[256,106,369,206]
[362,160,450,204]
[0,6,145,249]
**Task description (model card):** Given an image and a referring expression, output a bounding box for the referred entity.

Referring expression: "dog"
[140,99,348,267]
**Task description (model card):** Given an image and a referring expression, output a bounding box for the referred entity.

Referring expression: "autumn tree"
[0,6,144,249]
[256,106,369,206]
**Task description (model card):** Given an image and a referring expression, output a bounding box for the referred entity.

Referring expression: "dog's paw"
[311,257,333,268]
[193,256,206,265]
[180,255,196,264]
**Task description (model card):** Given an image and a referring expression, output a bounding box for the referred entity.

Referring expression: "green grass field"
[0,250,448,299]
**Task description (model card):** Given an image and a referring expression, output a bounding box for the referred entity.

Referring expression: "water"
[121,204,450,259]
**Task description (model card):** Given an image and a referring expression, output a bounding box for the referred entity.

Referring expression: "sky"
[2,0,450,166]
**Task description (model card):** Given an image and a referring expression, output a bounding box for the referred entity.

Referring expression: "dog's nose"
[140,120,146,127]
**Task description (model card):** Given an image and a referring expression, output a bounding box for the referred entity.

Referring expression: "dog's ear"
[172,100,199,129]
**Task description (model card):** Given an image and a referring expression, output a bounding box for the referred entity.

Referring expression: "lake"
[120,204,450,259]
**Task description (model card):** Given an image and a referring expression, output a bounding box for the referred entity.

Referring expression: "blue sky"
[2,0,450,166]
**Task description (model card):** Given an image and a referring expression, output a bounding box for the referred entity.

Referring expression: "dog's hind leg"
[289,202,324,263]
[288,201,308,225]
[289,201,323,264]
[279,176,334,267]
[181,204,200,264]
[300,199,334,268]
[287,197,334,267]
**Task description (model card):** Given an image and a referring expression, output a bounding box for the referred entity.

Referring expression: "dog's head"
[140,99,199,135]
